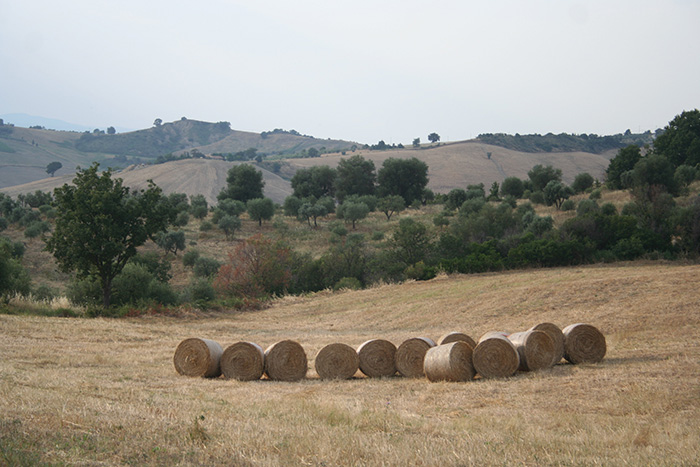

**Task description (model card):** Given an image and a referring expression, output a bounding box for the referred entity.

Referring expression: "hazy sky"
[2,0,699,144]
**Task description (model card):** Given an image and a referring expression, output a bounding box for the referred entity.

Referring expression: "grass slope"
[2,140,616,204]
[0,159,294,206]
[1,263,699,465]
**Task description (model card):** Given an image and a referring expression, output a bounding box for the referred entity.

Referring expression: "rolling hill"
[0,118,356,189]
[1,140,617,205]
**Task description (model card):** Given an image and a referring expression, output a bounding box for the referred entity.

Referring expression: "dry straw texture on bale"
[530,322,565,366]
[562,323,607,364]
[173,338,223,378]
[395,337,436,378]
[508,330,556,371]
[357,339,397,378]
[314,343,360,380]
[472,331,520,378]
[264,340,308,381]
[221,341,265,381]
[423,341,475,382]
[436,331,476,349]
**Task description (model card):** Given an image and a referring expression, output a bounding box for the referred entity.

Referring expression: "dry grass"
[2,262,700,465]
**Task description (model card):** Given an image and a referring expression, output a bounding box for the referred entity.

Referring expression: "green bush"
[194,256,222,278]
[333,277,362,291]
[560,199,576,211]
[182,249,201,268]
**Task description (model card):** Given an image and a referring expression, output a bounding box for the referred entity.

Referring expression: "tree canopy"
[218,164,265,203]
[377,157,429,205]
[45,163,175,307]
[653,109,700,168]
[334,155,376,202]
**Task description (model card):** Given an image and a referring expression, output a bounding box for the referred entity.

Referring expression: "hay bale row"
[173,323,604,382]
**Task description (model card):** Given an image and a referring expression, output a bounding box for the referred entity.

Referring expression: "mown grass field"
[2,262,699,465]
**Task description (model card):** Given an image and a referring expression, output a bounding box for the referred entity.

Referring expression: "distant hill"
[2,140,616,206]
[0,118,357,188]
[476,131,655,154]
[0,159,293,206]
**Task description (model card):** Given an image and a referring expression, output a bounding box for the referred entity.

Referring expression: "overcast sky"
[2,0,699,144]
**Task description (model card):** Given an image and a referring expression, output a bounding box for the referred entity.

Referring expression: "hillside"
[1,263,698,464]
[0,159,293,206]
[0,119,356,189]
[286,140,617,193]
[1,141,614,204]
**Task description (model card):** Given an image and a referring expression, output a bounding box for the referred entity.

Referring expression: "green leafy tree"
[218,164,265,203]
[46,161,62,177]
[391,218,432,266]
[189,194,208,219]
[334,155,376,202]
[376,157,429,205]
[501,177,525,199]
[632,153,679,198]
[412,138,421,148]
[45,163,175,308]
[428,132,440,144]
[377,195,405,221]
[0,237,31,300]
[488,181,500,201]
[218,215,242,239]
[298,202,328,227]
[653,109,700,168]
[246,197,275,226]
[337,201,369,229]
[155,230,186,255]
[572,172,595,193]
[606,145,642,190]
[291,166,337,199]
[107,126,116,135]
[543,180,574,209]
[528,164,562,192]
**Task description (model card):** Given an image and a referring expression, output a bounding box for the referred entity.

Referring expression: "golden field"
[1,262,699,465]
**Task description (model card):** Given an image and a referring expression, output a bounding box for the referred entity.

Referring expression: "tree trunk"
[102,279,112,308]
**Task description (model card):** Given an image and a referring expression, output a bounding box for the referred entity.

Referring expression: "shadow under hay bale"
[221,341,265,381]
[424,341,475,382]
[357,339,397,378]
[395,337,436,378]
[508,329,556,371]
[472,331,520,379]
[436,331,476,349]
[264,340,308,381]
[173,338,223,378]
[562,323,606,364]
[315,343,360,380]
[529,322,565,366]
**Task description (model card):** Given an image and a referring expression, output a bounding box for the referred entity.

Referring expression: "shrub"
[199,221,213,231]
[589,188,602,200]
[183,249,201,268]
[193,257,222,278]
[576,199,599,216]
[185,278,216,303]
[560,199,576,211]
[333,277,362,291]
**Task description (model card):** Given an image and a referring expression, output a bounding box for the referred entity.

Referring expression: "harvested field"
[1,262,700,465]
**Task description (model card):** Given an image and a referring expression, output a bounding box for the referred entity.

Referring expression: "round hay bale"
[562,323,606,364]
[357,339,397,378]
[436,332,476,349]
[264,340,308,381]
[507,330,556,372]
[173,338,223,378]
[530,322,565,366]
[423,341,475,382]
[221,341,265,381]
[472,331,520,378]
[395,337,436,378]
[314,343,360,380]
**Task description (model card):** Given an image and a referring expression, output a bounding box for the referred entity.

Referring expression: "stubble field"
[1,262,699,465]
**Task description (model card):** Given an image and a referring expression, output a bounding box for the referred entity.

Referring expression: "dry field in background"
[2,262,700,466]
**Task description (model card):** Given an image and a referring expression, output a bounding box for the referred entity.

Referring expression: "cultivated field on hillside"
[2,263,699,465]
[1,140,616,205]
